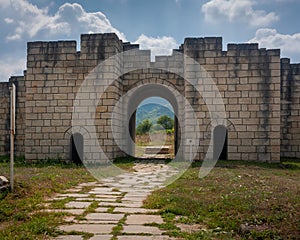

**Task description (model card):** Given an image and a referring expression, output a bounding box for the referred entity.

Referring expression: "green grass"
[1,156,299,239]
[113,156,136,171]
[0,158,95,239]
[144,160,300,239]
[50,197,75,209]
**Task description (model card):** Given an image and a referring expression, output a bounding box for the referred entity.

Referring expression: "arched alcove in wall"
[213,125,228,160]
[70,133,84,165]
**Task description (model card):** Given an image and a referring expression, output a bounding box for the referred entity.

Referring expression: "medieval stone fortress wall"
[0,33,300,163]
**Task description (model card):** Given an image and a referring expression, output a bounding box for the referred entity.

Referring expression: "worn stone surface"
[94,207,109,212]
[1,33,296,163]
[117,236,177,240]
[89,235,113,240]
[43,209,85,215]
[126,214,164,225]
[85,213,124,223]
[59,224,113,234]
[65,201,91,209]
[122,225,163,235]
[114,207,158,214]
[57,193,90,198]
[54,235,83,240]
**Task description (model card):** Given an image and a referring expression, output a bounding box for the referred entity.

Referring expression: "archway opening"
[133,97,176,158]
[70,133,84,165]
[213,125,228,160]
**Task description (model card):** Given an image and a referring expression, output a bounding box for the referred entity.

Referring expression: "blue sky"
[0,0,300,81]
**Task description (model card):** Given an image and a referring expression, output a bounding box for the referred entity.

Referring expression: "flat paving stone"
[117,236,175,240]
[43,209,85,215]
[65,201,91,209]
[121,201,144,206]
[95,194,120,198]
[54,235,83,240]
[95,207,109,212]
[89,187,118,194]
[122,225,163,235]
[89,235,113,240]
[57,193,90,198]
[114,207,158,214]
[122,196,146,201]
[98,202,142,208]
[63,216,76,223]
[126,214,164,225]
[94,198,118,202]
[78,182,99,187]
[85,213,124,223]
[74,198,97,202]
[91,191,123,195]
[119,188,152,193]
[59,224,113,234]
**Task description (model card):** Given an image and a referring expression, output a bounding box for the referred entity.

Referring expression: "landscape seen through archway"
[134,97,175,159]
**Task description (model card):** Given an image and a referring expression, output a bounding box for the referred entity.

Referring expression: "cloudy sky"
[0,0,300,81]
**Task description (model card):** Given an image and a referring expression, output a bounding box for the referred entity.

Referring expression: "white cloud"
[49,3,127,40]
[249,28,300,60]
[0,57,26,82]
[201,0,279,27]
[0,1,180,81]
[134,34,178,60]
[0,0,128,81]
[1,0,126,41]
[4,18,14,24]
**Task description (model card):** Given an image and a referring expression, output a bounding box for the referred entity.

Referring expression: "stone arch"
[205,119,236,132]
[64,126,90,163]
[126,77,183,95]
[205,120,235,161]
[124,81,182,157]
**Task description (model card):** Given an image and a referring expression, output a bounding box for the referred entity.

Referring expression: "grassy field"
[144,160,300,239]
[0,157,96,239]
[0,156,299,239]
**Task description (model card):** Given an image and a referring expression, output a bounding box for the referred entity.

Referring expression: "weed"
[111,214,127,236]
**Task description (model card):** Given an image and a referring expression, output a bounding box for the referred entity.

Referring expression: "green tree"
[157,115,174,130]
[136,119,152,135]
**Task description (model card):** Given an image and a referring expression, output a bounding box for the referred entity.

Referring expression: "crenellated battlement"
[184,37,223,51]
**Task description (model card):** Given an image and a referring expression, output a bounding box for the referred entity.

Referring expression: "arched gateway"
[1,33,300,163]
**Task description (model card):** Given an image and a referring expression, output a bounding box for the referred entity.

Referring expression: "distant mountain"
[136,103,174,126]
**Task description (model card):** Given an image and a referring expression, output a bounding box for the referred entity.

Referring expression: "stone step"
[145,146,170,154]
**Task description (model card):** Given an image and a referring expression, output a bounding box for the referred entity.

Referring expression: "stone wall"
[25,33,124,162]
[281,59,300,158]
[0,76,25,157]
[182,38,281,162]
[0,32,299,163]
[0,82,10,155]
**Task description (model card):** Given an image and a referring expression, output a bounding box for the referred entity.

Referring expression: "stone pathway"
[45,161,180,240]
